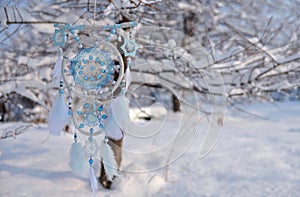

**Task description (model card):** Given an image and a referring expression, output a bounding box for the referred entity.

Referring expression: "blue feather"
[69,142,88,175]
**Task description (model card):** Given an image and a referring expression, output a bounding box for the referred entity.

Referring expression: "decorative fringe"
[111,96,131,131]
[69,142,88,175]
[101,139,118,181]
[103,102,123,140]
[48,93,68,135]
[125,66,132,91]
[52,48,63,82]
[89,166,98,197]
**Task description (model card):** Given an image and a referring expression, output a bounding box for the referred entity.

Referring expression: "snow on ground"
[0,101,300,197]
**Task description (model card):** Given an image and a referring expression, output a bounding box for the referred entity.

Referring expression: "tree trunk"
[172,95,180,112]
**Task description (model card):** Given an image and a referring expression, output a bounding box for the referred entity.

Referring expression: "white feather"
[48,93,68,136]
[103,103,123,140]
[89,166,98,196]
[52,56,63,82]
[125,66,132,91]
[101,141,119,181]
[111,96,131,131]
[69,142,88,175]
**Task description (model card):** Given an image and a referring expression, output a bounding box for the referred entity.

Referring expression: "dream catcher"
[48,21,137,195]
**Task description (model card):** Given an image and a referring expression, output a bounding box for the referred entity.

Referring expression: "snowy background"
[1,102,300,196]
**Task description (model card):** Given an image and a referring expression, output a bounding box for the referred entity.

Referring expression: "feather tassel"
[89,165,98,197]
[69,141,88,175]
[48,91,68,135]
[103,102,123,140]
[101,139,118,181]
[125,66,132,91]
[111,96,131,131]
[52,48,63,82]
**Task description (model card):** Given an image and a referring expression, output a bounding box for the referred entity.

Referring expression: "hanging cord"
[93,0,97,27]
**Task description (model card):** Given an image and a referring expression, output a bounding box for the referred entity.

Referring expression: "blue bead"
[110,28,116,34]
[82,59,87,64]
[84,76,88,80]
[84,103,90,108]
[64,24,70,29]
[102,115,107,119]
[98,105,103,111]
[89,55,93,60]
[77,111,82,115]
[99,124,103,128]
[101,69,106,73]
[97,75,102,79]
[74,36,79,42]
[95,57,100,62]
[59,89,64,94]
[79,123,84,128]
[90,77,95,81]
[89,136,93,142]
[89,128,94,133]
[100,61,105,66]
[68,110,72,115]
[89,158,93,165]
[103,25,110,30]
[78,71,83,75]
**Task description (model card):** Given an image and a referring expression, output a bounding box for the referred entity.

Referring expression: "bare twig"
[0,124,31,140]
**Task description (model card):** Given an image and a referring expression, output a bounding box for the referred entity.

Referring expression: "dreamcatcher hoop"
[62,37,124,99]
[72,99,109,136]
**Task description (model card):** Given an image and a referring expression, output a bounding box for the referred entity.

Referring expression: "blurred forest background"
[0,0,299,133]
